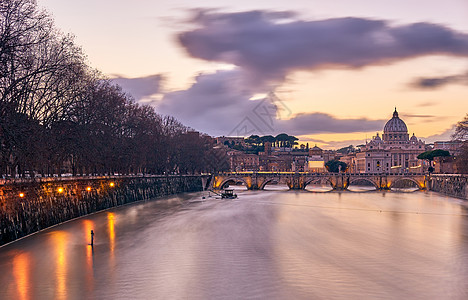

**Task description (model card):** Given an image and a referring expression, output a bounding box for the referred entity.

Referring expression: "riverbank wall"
[429,174,468,200]
[0,175,209,246]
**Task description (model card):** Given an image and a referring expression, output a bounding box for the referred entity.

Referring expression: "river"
[0,187,467,299]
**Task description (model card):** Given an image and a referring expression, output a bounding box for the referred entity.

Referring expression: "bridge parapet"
[213,172,428,191]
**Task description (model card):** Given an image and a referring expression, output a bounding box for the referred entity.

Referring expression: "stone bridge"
[212,172,429,191]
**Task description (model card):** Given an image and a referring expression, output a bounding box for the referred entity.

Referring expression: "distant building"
[340,155,356,173]
[433,140,464,156]
[228,150,259,171]
[309,145,323,156]
[433,156,458,174]
[305,145,326,172]
[355,108,428,173]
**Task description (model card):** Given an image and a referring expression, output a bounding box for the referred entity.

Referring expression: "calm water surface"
[1,188,468,299]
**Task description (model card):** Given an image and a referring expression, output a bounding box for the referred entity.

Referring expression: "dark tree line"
[452,114,468,173]
[325,160,348,173]
[0,0,228,177]
[245,134,299,148]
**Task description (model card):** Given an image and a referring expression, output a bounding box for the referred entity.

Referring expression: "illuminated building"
[355,108,427,173]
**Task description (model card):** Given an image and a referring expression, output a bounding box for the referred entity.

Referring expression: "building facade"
[354,108,427,173]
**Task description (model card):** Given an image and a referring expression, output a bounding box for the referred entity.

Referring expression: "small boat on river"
[221,189,237,199]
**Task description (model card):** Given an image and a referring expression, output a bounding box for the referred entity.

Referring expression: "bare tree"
[452,114,468,141]
[0,0,220,177]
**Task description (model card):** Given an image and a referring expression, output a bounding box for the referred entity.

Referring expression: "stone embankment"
[0,175,209,246]
[429,174,468,200]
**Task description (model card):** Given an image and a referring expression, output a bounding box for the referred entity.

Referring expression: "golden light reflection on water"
[12,252,30,300]
[83,219,95,291]
[108,212,116,268]
[50,231,68,300]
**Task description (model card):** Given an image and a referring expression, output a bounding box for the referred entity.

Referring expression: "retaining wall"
[0,175,207,246]
[429,174,468,200]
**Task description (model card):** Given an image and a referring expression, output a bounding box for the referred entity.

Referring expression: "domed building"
[382,108,409,143]
[355,108,427,173]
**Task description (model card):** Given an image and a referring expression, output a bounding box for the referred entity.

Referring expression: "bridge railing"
[217,171,427,176]
[0,174,211,186]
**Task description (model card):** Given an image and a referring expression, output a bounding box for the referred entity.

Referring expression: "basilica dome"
[384,108,408,133]
[382,108,409,143]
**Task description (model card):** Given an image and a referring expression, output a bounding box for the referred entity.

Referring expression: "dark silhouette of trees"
[325,160,348,173]
[417,150,450,162]
[452,114,468,173]
[0,0,224,177]
[452,114,468,141]
[243,134,298,148]
[417,150,450,174]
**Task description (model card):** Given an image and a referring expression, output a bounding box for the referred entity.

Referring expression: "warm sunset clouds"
[39,0,468,148]
[151,10,468,142]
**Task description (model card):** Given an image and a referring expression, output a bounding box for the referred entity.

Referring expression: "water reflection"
[0,191,467,299]
[12,252,30,300]
[263,183,290,191]
[108,212,116,256]
[83,219,94,246]
[304,183,334,192]
[50,231,68,300]
[347,185,377,192]
[83,219,95,292]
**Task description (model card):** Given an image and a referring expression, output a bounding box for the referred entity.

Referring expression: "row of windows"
[368,162,390,167]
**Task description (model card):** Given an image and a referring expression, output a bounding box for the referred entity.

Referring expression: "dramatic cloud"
[411,71,468,89]
[157,70,272,135]
[156,10,467,138]
[276,113,385,135]
[157,70,385,136]
[179,10,468,82]
[111,74,163,101]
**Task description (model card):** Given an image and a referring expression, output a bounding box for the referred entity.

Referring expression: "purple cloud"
[157,70,385,136]
[411,71,468,89]
[112,74,163,101]
[277,113,385,135]
[179,10,468,82]
[157,70,265,135]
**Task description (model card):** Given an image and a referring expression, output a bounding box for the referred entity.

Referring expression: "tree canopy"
[244,134,298,148]
[417,150,450,161]
[325,160,348,173]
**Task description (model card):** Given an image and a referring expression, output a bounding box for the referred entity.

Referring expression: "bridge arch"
[348,177,379,190]
[304,178,334,190]
[259,179,284,190]
[390,177,424,190]
[219,177,248,189]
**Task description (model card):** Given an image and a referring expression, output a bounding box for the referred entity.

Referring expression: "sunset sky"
[38,0,468,148]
